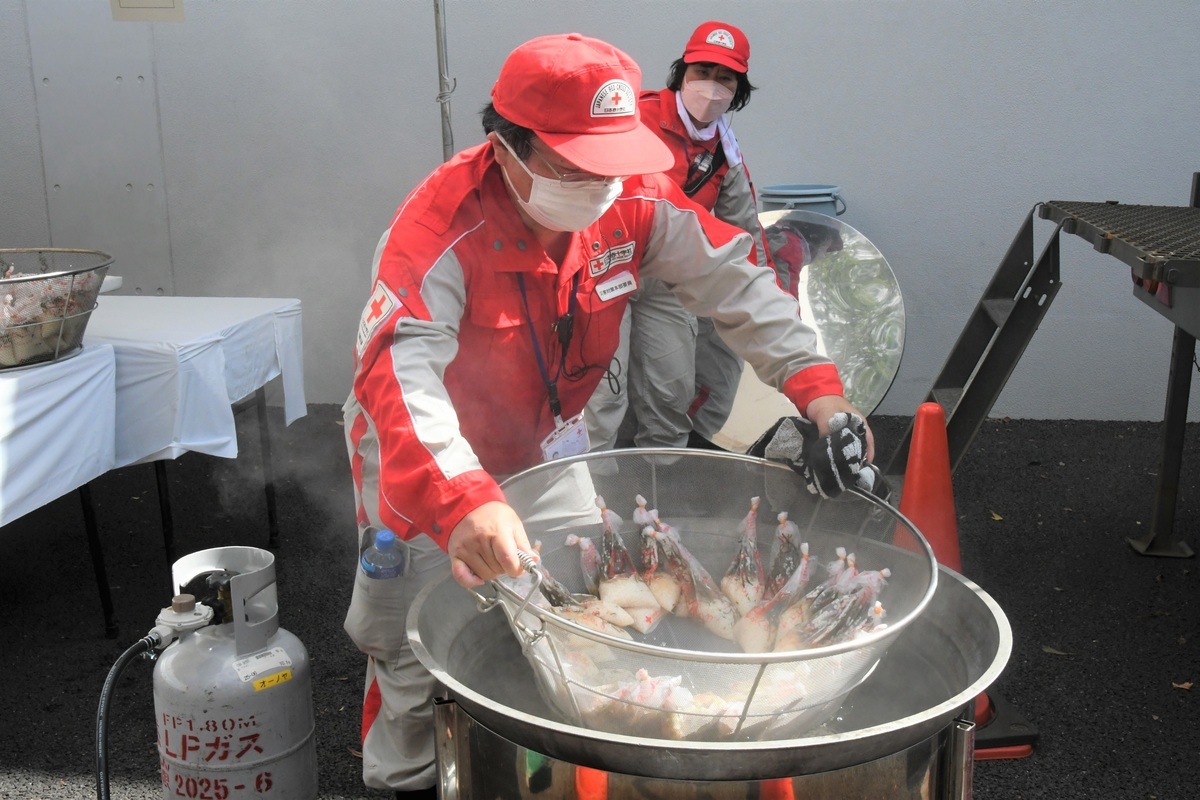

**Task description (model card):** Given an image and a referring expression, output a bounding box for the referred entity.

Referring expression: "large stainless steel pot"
[409,562,1011,795]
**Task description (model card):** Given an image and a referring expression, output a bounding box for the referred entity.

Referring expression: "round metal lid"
[716,210,904,450]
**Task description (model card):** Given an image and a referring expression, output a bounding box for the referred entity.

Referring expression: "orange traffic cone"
[893,402,962,571]
[894,402,1035,760]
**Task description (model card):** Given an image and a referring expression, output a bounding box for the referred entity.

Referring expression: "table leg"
[1129,325,1197,557]
[255,387,280,549]
[79,483,119,638]
[154,460,176,566]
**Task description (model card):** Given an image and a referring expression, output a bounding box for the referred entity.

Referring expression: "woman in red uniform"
[587,21,779,454]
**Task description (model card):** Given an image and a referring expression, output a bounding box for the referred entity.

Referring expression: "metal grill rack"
[1039,201,1200,285]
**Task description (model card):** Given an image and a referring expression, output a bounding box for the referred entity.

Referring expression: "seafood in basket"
[492,491,906,742]
[0,249,109,368]
[507,495,893,651]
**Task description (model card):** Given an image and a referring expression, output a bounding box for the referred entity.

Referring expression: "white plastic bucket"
[759,184,846,216]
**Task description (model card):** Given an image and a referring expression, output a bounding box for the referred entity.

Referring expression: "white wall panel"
[2,0,1198,420]
[0,1,50,245]
[25,1,173,294]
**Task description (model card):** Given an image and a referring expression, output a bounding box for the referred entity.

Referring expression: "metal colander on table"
[0,248,111,370]
[469,449,938,743]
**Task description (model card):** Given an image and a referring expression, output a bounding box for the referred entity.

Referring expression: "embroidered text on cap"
[591,80,636,117]
[705,29,737,50]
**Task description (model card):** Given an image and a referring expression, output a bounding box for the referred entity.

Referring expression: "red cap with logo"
[683,21,750,74]
[492,33,673,176]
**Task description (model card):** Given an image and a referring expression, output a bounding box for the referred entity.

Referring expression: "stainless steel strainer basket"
[0,248,111,370]
[468,449,938,743]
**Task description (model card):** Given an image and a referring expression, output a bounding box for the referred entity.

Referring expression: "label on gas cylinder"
[231,646,293,683]
[251,669,293,692]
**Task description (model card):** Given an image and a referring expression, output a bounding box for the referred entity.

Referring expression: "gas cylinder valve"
[148,593,215,649]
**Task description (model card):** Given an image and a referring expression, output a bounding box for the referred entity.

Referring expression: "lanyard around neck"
[517,270,581,422]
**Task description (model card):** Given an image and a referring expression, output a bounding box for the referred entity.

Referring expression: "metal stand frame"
[1131,325,1196,557]
[973,693,1038,760]
[884,207,1063,477]
[80,483,120,639]
[1125,174,1200,557]
[878,182,1200,759]
[887,179,1200,559]
[1037,183,1200,558]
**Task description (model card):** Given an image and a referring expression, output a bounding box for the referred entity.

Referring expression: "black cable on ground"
[95,634,158,800]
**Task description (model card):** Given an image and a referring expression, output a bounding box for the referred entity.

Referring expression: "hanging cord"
[95,633,164,800]
[561,306,623,392]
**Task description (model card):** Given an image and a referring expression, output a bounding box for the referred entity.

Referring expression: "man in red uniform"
[343,32,874,798]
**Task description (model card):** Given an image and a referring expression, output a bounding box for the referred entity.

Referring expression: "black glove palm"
[749,412,873,499]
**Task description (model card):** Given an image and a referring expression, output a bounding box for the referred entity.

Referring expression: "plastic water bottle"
[360,529,407,580]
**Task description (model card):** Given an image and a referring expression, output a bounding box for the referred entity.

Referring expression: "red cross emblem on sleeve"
[368,293,390,323]
[357,283,399,356]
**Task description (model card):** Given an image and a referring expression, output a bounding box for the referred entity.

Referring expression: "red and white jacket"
[345,142,843,550]
[640,88,774,270]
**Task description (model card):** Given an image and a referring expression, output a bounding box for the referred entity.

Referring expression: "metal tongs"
[465,549,550,643]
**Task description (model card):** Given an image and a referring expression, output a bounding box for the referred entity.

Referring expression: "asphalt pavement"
[0,405,1195,799]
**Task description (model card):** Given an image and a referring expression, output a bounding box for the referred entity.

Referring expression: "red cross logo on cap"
[707,29,735,49]
[591,79,636,117]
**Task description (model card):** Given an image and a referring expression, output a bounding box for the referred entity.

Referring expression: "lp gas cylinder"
[153,547,318,799]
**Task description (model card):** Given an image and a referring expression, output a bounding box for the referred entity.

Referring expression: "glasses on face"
[526,142,624,187]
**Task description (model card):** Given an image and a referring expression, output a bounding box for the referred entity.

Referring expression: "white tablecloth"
[85,296,306,466]
[0,344,117,527]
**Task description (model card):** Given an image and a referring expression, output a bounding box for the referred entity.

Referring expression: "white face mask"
[496,134,624,233]
[681,79,735,125]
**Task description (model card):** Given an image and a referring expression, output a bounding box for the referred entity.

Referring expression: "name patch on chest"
[595,270,637,303]
[588,241,636,278]
[357,282,401,356]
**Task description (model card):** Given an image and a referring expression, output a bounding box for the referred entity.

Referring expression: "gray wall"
[2,0,1198,421]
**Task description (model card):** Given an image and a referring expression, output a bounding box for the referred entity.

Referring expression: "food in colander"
[773,552,891,651]
[495,499,903,742]
[719,496,765,616]
[573,661,835,741]
[0,269,100,367]
[633,495,685,616]
[519,495,892,655]
[595,496,664,633]
[576,668,756,740]
[641,505,738,640]
[563,533,601,596]
[764,511,802,597]
[519,549,634,638]
[733,540,816,653]
[638,526,682,615]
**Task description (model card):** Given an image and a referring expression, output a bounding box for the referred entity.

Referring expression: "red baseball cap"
[683,21,750,74]
[491,33,673,176]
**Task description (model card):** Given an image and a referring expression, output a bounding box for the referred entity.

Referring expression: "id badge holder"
[541,412,590,462]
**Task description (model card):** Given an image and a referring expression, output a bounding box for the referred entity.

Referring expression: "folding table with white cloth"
[0,343,120,632]
[85,296,306,567]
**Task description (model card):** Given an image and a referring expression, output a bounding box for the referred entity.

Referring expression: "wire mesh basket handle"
[466,551,548,645]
